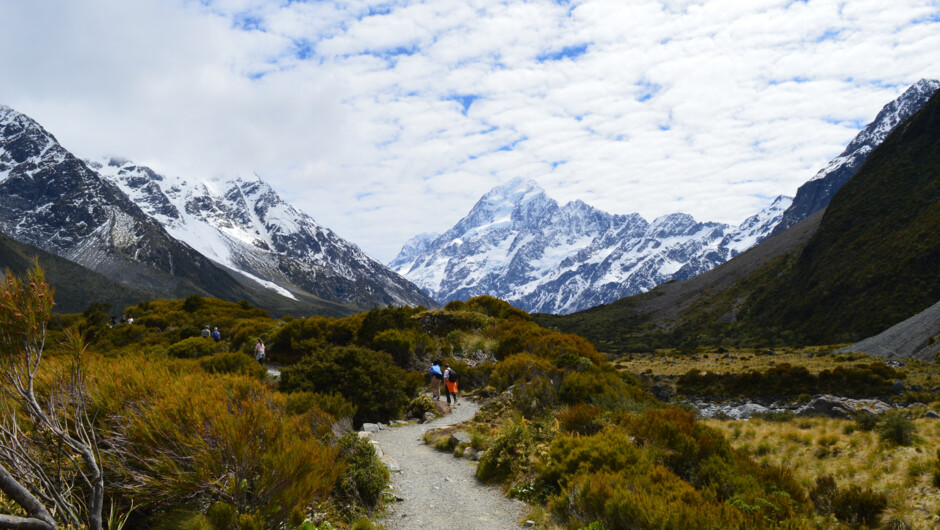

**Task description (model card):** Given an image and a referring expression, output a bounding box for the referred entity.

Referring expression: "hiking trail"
[373,399,528,529]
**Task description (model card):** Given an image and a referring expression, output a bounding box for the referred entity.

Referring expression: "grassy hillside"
[539,91,940,350]
[0,231,151,313]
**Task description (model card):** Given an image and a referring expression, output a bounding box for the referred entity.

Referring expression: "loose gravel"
[373,399,527,529]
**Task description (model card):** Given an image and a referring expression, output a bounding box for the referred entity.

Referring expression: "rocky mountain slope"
[391,179,790,314]
[539,89,940,350]
[0,231,150,314]
[0,105,431,315]
[770,78,939,236]
[92,159,436,310]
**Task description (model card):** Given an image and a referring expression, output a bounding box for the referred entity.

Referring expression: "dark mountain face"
[539,90,940,350]
[771,79,939,236]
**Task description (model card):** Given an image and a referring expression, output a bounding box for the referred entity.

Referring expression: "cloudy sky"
[1,0,937,262]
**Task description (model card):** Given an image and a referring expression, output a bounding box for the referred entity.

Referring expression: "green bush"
[489,354,557,392]
[810,475,887,527]
[539,429,646,487]
[877,411,917,446]
[511,376,558,419]
[372,328,418,368]
[855,412,881,432]
[166,336,225,359]
[199,352,266,378]
[558,370,649,411]
[333,433,390,517]
[476,417,532,484]
[285,391,358,421]
[279,345,408,424]
[206,501,237,530]
[407,394,436,419]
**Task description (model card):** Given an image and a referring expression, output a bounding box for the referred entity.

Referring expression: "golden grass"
[704,416,940,528]
[611,347,939,389]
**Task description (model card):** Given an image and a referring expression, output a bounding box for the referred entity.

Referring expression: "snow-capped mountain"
[92,158,435,309]
[0,104,433,313]
[771,78,940,236]
[0,104,257,301]
[390,178,789,314]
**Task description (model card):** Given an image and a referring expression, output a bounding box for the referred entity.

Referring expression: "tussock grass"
[705,416,940,528]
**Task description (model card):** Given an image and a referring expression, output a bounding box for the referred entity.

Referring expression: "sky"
[0,0,937,263]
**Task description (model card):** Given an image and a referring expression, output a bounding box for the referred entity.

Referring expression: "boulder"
[370,441,384,458]
[463,447,477,459]
[357,431,374,441]
[925,410,940,419]
[449,431,472,446]
[650,383,673,401]
[891,380,906,394]
[423,412,436,423]
[361,423,381,433]
[435,401,452,416]
[796,394,892,419]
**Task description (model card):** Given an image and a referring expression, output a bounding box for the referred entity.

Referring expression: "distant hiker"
[121,314,127,324]
[255,339,266,363]
[443,363,459,405]
[201,325,211,338]
[126,316,134,325]
[428,359,443,400]
[212,327,221,342]
[110,315,117,326]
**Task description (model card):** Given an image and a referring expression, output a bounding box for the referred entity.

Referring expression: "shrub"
[489,353,557,391]
[279,345,408,425]
[810,475,887,527]
[95,367,343,528]
[556,404,604,435]
[416,309,490,336]
[476,418,533,484]
[877,412,917,446]
[855,411,881,431]
[624,407,733,483]
[511,376,558,419]
[407,394,436,419]
[558,370,649,411]
[372,328,418,368]
[166,336,225,358]
[832,484,888,528]
[285,391,358,421]
[199,352,266,378]
[464,295,530,321]
[333,433,390,517]
[539,429,647,487]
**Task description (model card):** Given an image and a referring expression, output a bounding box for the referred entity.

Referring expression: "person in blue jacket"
[428,359,443,400]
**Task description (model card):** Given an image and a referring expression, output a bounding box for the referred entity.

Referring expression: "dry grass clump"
[704,415,940,528]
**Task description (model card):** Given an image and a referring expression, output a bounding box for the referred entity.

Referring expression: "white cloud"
[0,0,937,262]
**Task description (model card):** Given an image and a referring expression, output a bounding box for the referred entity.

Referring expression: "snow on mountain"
[771,78,940,236]
[391,178,788,314]
[92,158,436,309]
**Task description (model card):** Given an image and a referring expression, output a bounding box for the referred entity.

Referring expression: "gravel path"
[373,399,527,529]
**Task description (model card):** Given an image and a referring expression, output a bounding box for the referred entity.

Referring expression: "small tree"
[0,264,104,529]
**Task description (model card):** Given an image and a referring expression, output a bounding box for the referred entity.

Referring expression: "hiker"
[254,339,266,363]
[212,327,221,342]
[201,325,211,338]
[443,363,459,405]
[428,359,443,400]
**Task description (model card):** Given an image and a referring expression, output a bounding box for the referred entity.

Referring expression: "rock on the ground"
[450,431,472,446]
[358,431,374,441]
[925,410,940,419]
[362,423,381,433]
[436,401,452,416]
[796,394,892,419]
[381,455,401,472]
[423,412,436,423]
